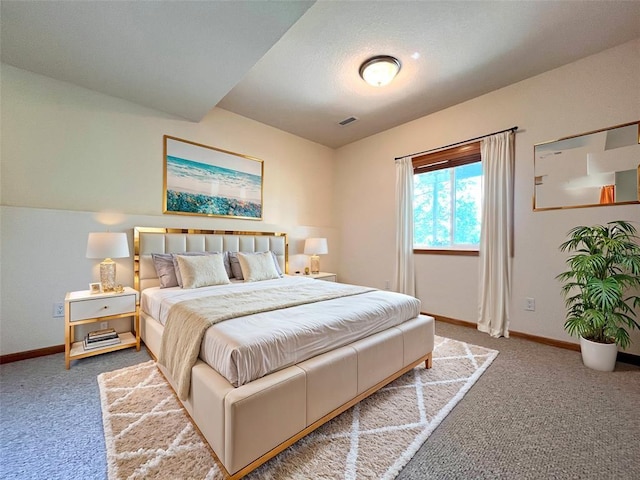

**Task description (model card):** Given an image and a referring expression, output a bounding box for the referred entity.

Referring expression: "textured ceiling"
[0,0,314,121]
[2,1,639,148]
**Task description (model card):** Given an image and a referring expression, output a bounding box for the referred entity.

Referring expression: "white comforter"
[141,276,421,386]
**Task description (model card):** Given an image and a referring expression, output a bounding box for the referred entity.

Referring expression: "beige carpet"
[98,336,497,479]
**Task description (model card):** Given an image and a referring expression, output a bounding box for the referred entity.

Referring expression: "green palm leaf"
[557,221,640,348]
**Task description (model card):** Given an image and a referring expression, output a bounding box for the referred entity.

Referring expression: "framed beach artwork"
[163,136,264,219]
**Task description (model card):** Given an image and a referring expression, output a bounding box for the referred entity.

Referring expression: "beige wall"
[2,39,639,357]
[334,39,640,354]
[0,65,337,355]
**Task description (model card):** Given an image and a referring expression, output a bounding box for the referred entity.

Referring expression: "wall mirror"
[534,121,639,211]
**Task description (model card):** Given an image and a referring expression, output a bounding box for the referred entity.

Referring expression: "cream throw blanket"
[159,282,374,400]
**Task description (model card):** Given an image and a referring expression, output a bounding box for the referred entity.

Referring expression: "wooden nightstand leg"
[65,302,71,369]
[65,327,71,370]
[135,307,141,351]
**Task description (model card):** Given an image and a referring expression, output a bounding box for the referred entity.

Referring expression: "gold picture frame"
[533,121,639,211]
[163,135,264,220]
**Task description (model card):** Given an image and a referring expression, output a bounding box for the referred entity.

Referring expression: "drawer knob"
[103,305,109,310]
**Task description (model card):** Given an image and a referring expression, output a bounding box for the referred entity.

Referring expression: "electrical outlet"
[385,280,390,290]
[525,297,535,311]
[99,321,109,330]
[53,302,65,318]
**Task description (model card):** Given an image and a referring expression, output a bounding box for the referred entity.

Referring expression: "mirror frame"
[533,121,639,211]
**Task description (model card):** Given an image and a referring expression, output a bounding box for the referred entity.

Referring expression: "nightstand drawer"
[316,274,336,282]
[69,294,136,322]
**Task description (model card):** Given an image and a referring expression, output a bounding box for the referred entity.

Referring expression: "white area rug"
[98,336,498,479]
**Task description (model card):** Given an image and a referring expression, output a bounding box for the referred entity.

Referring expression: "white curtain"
[395,157,415,296]
[477,131,514,338]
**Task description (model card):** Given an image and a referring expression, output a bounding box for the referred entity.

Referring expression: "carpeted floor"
[397,322,640,480]
[0,346,150,480]
[1,321,639,479]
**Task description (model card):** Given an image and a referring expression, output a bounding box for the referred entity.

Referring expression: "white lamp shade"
[86,232,130,259]
[304,238,328,255]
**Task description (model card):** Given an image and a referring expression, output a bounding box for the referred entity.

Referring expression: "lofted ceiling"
[2,1,639,149]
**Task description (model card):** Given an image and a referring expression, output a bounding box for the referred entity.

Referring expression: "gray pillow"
[228,251,283,280]
[151,253,178,288]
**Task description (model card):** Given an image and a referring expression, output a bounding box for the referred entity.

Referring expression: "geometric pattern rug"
[98,336,498,479]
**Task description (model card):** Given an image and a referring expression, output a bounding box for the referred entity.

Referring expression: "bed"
[134,227,435,479]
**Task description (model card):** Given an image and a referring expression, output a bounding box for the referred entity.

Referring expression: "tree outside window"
[412,143,482,252]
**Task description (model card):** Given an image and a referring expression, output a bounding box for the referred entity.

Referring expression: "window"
[413,142,482,253]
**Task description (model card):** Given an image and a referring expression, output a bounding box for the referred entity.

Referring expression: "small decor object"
[304,267,309,275]
[557,220,640,371]
[114,284,125,293]
[304,238,328,274]
[164,135,263,219]
[86,232,130,292]
[89,282,102,294]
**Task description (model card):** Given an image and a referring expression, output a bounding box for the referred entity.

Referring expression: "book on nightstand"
[87,328,118,341]
[88,327,116,337]
[83,331,121,350]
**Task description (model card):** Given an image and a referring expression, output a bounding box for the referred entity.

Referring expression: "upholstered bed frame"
[134,227,435,479]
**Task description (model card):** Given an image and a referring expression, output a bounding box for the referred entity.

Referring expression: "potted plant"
[557,220,640,371]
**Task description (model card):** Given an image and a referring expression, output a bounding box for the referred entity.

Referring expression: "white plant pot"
[579,336,618,372]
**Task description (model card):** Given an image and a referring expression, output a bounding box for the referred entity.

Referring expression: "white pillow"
[174,254,230,289]
[237,251,281,282]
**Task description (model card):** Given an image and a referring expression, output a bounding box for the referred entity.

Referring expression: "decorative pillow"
[270,251,284,277]
[228,251,283,280]
[208,251,233,279]
[172,252,207,287]
[151,253,179,288]
[237,252,281,282]
[174,254,230,289]
[172,252,225,287]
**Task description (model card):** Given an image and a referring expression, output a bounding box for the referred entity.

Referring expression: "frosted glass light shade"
[86,232,130,292]
[359,56,401,87]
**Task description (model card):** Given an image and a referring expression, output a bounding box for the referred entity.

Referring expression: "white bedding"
[141,276,421,386]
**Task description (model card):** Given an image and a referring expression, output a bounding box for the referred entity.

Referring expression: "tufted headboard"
[134,227,288,292]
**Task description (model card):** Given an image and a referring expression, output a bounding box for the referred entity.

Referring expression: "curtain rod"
[394,125,518,161]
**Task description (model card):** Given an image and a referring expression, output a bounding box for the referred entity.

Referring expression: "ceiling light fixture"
[359,55,401,87]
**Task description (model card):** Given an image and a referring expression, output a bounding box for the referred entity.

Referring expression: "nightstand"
[309,272,337,282]
[64,286,140,369]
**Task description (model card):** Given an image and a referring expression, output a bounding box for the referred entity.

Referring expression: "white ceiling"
[2,1,639,149]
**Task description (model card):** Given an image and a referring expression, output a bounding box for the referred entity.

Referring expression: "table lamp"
[304,238,328,274]
[86,232,130,292]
